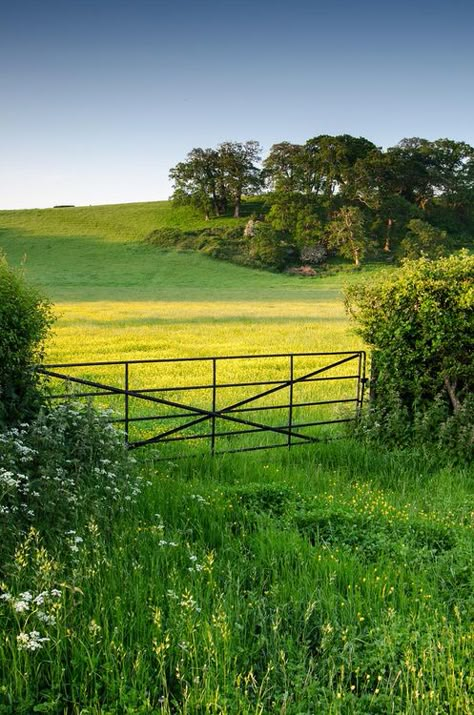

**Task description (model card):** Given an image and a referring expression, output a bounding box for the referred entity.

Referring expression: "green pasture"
[1,201,473,713]
[0,207,359,363]
[0,202,369,454]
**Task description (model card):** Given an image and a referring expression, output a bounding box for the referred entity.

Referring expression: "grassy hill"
[0,199,264,244]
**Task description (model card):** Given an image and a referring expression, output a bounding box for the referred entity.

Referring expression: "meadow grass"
[0,202,473,713]
[2,445,473,713]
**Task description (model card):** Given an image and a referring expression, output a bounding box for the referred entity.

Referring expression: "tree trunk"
[233,197,241,218]
[444,376,461,413]
[384,218,393,252]
[217,196,227,215]
[349,232,360,267]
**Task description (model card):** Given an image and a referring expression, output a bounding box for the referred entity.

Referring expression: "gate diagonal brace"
[39,367,315,446]
[38,353,359,449]
[132,353,359,448]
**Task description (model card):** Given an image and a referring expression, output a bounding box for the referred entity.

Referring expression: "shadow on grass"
[0,229,345,303]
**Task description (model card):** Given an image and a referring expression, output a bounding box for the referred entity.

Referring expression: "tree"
[351,150,419,252]
[169,147,225,219]
[377,195,419,253]
[170,141,262,219]
[0,254,53,425]
[247,222,293,270]
[263,142,306,193]
[305,134,377,202]
[218,141,262,217]
[427,138,474,209]
[325,206,370,267]
[294,206,324,249]
[345,252,474,452]
[386,138,434,210]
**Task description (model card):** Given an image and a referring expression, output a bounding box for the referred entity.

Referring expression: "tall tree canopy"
[169,133,474,268]
[170,141,262,219]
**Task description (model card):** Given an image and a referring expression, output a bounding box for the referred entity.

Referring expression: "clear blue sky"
[1,0,473,209]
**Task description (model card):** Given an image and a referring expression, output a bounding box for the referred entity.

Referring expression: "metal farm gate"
[37,351,367,457]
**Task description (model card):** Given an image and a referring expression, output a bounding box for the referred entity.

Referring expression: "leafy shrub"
[197,226,245,261]
[247,223,296,270]
[400,218,448,259]
[228,483,294,516]
[300,242,327,265]
[145,227,198,248]
[0,255,53,426]
[345,252,474,459]
[0,402,143,567]
[437,394,474,456]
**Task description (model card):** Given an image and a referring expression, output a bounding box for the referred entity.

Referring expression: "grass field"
[0,201,360,364]
[1,201,473,713]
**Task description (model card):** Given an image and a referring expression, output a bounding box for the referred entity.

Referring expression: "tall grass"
[1,445,473,713]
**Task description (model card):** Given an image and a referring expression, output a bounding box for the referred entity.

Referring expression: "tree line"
[169,135,474,267]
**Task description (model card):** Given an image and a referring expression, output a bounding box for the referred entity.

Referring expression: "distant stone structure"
[243,219,256,237]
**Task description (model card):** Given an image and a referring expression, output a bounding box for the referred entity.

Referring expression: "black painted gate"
[38,351,367,456]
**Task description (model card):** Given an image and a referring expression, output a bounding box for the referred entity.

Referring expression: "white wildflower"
[13,600,30,613]
[16,630,50,651]
[37,611,56,625]
[33,592,48,606]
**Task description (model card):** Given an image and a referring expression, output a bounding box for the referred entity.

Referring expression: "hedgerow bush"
[145,226,199,248]
[0,254,53,425]
[0,402,143,569]
[145,224,297,270]
[345,252,474,459]
[246,222,296,270]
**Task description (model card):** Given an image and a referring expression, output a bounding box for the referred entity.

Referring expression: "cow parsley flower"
[16,630,50,651]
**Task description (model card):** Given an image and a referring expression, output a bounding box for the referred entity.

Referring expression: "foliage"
[246,222,296,270]
[299,242,327,265]
[145,222,297,271]
[145,226,189,247]
[325,206,371,267]
[263,133,474,262]
[169,147,224,219]
[0,254,54,426]
[400,218,448,259]
[0,402,142,566]
[345,252,474,457]
[264,134,377,200]
[168,132,474,267]
[218,141,262,217]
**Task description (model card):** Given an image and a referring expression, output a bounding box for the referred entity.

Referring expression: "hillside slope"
[0,200,368,365]
[0,199,263,244]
